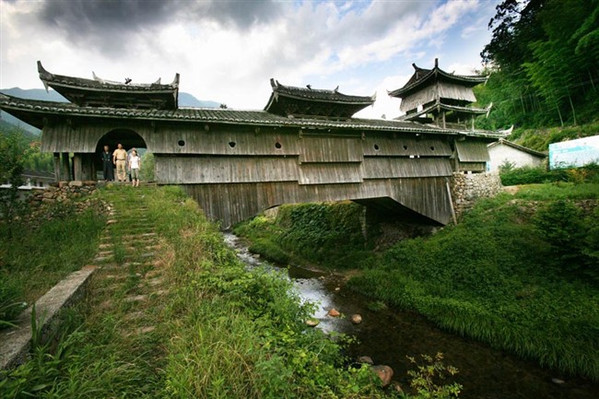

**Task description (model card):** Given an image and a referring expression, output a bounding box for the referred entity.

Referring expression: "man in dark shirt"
[101,145,114,181]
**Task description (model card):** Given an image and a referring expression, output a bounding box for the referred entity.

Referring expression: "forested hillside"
[474,0,599,133]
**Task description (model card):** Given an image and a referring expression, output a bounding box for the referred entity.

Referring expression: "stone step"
[124,294,147,303]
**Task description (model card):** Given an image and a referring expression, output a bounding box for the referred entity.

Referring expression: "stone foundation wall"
[451,172,503,218]
[26,180,109,223]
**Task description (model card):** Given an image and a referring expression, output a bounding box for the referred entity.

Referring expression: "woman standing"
[128,149,142,187]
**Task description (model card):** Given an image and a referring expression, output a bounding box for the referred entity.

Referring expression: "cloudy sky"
[1,0,498,119]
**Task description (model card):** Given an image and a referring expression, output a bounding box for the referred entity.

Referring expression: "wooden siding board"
[458,162,486,172]
[183,177,452,228]
[362,137,451,156]
[299,136,363,163]
[146,126,301,155]
[362,157,452,179]
[299,163,363,185]
[400,85,437,112]
[400,82,477,112]
[456,140,490,162]
[155,155,299,184]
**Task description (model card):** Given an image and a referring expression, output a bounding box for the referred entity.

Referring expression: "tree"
[0,129,29,228]
[480,0,599,129]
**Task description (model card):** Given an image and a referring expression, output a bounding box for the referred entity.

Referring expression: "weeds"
[0,208,105,327]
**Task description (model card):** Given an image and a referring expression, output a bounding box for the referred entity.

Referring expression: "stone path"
[88,190,169,339]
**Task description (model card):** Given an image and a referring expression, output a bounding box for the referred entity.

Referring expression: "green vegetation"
[234,202,372,270]
[0,129,105,327]
[1,186,397,398]
[507,121,599,153]
[0,205,106,327]
[139,151,155,182]
[235,183,599,380]
[477,0,599,130]
[0,128,52,174]
[499,163,599,186]
[349,184,599,380]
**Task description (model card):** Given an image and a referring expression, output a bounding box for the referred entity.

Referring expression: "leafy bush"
[0,277,25,328]
[406,353,462,399]
[534,200,598,280]
[348,185,599,380]
[500,164,599,186]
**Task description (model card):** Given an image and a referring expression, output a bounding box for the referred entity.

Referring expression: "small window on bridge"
[228,141,237,148]
[373,144,380,151]
[430,146,435,151]
[178,140,185,147]
[403,145,408,150]
[275,142,282,149]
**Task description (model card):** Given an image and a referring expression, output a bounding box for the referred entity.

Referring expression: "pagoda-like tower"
[37,61,179,109]
[388,59,490,130]
[265,79,375,119]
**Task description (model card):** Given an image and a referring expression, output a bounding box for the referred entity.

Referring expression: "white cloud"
[1,0,495,112]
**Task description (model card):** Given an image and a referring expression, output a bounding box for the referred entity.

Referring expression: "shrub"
[534,200,598,279]
[0,277,25,328]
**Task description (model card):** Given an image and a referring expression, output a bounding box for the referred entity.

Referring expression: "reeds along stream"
[223,232,599,399]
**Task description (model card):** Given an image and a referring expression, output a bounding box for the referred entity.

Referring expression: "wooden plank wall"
[183,177,452,228]
[41,118,490,226]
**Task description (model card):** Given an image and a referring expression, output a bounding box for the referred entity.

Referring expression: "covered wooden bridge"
[0,62,499,227]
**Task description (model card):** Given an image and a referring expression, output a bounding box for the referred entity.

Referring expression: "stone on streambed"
[327,308,341,317]
[305,318,320,327]
[357,356,374,365]
[350,314,362,324]
[551,378,565,385]
[371,365,394,387]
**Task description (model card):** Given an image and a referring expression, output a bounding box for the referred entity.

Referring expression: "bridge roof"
[37,61,179,110]
[0,93,503,139]
[264,79,375,119]
[388,59,487,98]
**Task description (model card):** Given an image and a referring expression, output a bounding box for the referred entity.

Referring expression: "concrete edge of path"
[0,265,98,371]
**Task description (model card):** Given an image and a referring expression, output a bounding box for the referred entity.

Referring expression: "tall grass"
[0,207,105,326]
[349,184,599,380]
[0,186,388,398]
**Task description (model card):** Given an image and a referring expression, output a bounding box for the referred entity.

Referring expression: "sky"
[0,0,499,119]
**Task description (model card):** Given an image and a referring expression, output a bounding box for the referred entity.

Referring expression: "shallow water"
[223,232,599,398]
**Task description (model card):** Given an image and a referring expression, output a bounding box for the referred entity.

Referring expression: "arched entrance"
[95,129,148,181]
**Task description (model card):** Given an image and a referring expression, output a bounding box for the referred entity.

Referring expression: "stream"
[223,232,599,399]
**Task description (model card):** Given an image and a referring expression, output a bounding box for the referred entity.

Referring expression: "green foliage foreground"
[235,183,599,381]
[349,184,599,381]
[0,205,105,328]
[0,186,392,398]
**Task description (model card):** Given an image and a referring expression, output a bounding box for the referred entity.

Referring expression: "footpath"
[90,187,168,339]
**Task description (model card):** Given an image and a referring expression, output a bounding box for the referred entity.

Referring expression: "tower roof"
[388,59,487,99]
[264,79,375,119]
[37,61,179,110]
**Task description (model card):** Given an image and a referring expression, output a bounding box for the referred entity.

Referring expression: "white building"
[487,139,546,172]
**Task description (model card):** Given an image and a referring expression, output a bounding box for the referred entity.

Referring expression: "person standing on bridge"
[101,145,114,181]
[129,148,141,187]
[112,143,128,182]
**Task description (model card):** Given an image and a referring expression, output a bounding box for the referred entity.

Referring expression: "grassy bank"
[235,183,599,381]
[1,186,393,398]
[234,201,373,270]
[508,120,599,153]
[0,202,106,327]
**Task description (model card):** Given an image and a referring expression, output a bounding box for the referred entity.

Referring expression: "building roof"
[398,103,491,122]
[0,93,505,139]
[37,61,179,110]
[388,59,487,99]
[264,79,375,119]
[487,138,547,158]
